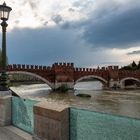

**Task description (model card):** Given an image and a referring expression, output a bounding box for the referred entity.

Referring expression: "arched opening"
[8,71,53,89]
[74,75,108,90]
[8,71,53,97]
[120,77,140,89]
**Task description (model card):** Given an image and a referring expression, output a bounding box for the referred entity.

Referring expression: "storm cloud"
[3,0,140,67]
[7,26,122,67]
[81,2,140,48]
[51,15,63,24]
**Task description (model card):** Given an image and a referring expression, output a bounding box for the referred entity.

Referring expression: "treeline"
[121,61,140,70]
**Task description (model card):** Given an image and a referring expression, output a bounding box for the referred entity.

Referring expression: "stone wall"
[33,102,69,140]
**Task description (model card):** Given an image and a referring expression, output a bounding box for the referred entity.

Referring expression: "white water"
[10,81,102,97]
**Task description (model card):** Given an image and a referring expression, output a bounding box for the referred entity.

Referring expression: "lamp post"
[0,2,12,91]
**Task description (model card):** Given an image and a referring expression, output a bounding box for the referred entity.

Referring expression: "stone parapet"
[33,101,69,140]
[0,90,12,126]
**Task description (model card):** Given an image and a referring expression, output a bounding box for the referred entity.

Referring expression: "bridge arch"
[120,77,140,88]
[8,71,54,89]
[75,75,108,86]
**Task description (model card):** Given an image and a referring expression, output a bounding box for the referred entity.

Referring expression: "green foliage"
[137,61,140,69]
[121,61,140,70]
[132,61,137,67]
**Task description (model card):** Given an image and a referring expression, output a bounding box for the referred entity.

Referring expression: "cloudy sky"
[1,0,140,67]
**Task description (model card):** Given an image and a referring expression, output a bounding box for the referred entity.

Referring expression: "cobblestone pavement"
[0,126,32,140]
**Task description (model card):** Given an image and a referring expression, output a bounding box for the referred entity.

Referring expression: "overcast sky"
[1,0,140,67]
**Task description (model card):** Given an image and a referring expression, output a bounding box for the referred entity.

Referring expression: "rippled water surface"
[10,81,140,119]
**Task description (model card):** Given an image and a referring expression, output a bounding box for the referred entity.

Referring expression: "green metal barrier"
[70,108,140,140]
[12,96,38,134]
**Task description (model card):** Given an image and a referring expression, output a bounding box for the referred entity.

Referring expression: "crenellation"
[13,64,17,69]
[71,63,74,67]
[22,65,25,69]
[31,65,34,69]
[8,65,12,70]
[52,62,74,69]
[75,68,78,71]
[43,66,47,70]
[66,63,70,67]
[114,66,119,70]
[35,65,38,69]
[39,66,42,70]
[47,66,51,70]
[108,66,112,70]
[96,69,100,73]
[75,68,81,72]
[59,62,62,66]
[26,65,29,69]
[92,69,94,73]
[17,64,21,69]
[55,62,58,66]
[101,67,105,70]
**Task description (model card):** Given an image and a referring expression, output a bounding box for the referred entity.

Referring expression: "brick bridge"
[7,62,140,90]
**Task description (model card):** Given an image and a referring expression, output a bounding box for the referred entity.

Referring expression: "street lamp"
[0,2,12,91]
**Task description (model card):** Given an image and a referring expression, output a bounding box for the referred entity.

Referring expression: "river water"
[10,81,140,119]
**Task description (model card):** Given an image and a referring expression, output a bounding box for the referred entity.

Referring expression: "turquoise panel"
[70,108,140,140]
[12,96,38,134]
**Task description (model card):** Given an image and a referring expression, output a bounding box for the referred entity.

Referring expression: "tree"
[120,61,140,70]
[131,61,137,68]
[121,66,131,70]
[137,61,140,69]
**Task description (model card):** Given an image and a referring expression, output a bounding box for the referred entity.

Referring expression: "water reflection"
[10,81,140,119]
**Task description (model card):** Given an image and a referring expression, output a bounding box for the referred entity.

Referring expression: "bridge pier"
[120,82,125,89]
[109,79,120,89]
[54,82,74,91]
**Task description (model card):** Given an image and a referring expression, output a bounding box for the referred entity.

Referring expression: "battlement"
[107,66,119,70]
[74,67,96,72]
[7,64,119,71]
[74,65,119,72]
[52,62,74,67]
[8,64,52,71]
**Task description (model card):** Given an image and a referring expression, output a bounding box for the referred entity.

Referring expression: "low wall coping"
[0,90,12,97]
[34,101,69,121]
